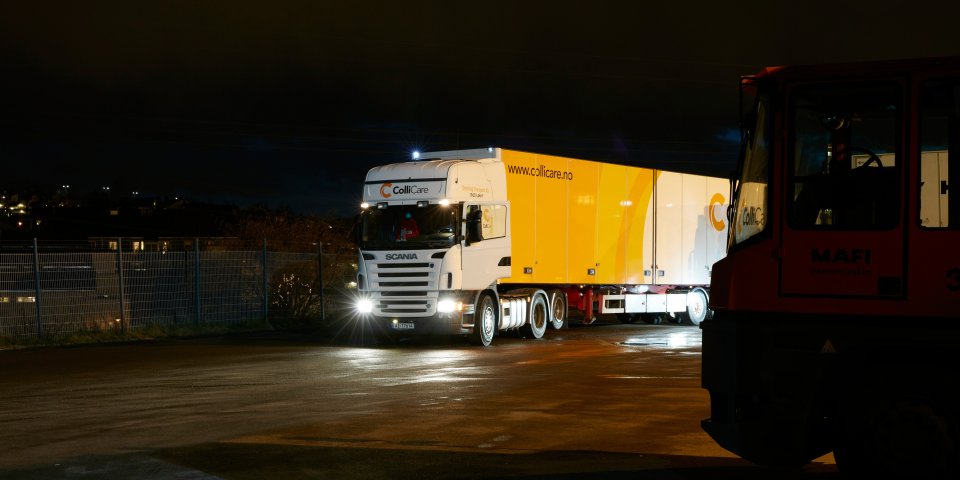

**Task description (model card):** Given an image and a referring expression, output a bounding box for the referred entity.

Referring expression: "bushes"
[269,261,322,330]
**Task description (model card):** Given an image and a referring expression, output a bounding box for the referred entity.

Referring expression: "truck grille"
[365,255,441,316]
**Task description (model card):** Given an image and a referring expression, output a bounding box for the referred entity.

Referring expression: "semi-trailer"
[355,148,728,346]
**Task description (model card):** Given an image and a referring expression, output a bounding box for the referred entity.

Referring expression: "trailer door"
[654,171,683,285]
[779,82,905,298]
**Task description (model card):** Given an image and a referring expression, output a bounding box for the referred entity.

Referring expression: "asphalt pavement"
[0,319,838,479]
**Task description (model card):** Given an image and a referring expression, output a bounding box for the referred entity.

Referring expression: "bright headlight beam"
[437,299,456,313]
[357,299,373,313]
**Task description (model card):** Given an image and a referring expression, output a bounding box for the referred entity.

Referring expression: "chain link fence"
[0,238,358,340]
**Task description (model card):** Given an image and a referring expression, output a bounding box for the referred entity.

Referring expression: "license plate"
[392,322,415,330]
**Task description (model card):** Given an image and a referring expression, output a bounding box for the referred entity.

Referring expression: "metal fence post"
[32,238,43,337]
[317,241,325,321]
[194,237,201,326]
[116,237,126,333]
[262,239,268,322]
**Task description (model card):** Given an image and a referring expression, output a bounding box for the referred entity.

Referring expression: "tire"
[641,313,664,325]
[835,355,959,480]
[683,289,709,326]
[837,398,956,480]
[469,293,497,346]
[617,313,638,324]
[549,291,567,330]
[521,293,548,339]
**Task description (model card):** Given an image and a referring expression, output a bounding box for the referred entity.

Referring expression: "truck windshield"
[730,81,770,248]
[359,204,461,250]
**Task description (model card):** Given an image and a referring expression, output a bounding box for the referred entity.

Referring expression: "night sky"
[3,1,959,216]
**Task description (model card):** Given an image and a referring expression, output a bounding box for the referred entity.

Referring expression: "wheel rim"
[688,291,707,325]
[481,299,495,342]
[533,301,546,331]
[550,294,565,329]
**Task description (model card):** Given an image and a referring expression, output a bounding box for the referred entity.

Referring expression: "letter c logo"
[709,193,726,232]
[379,182,393,198]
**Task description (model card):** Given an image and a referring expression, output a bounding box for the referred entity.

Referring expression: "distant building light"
[16,296,36,303]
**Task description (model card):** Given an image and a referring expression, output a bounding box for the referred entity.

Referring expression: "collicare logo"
[709,193,726,232]
[379,183,393,198]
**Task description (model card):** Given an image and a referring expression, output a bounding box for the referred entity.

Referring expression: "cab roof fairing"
[362,158,508,204]
[748,56,960,82]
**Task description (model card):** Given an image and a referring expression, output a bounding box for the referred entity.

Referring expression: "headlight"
[437,299,456,313]
[357,299,373,313]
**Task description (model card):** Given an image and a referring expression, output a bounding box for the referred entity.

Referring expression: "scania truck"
[702,57,960,478]
[354,148,728,346]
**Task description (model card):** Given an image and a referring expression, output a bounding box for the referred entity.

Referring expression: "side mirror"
[465,210,483,245]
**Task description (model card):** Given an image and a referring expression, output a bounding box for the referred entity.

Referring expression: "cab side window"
[480,204,507,239]
[919,80,958,228]
[789,84,900,229]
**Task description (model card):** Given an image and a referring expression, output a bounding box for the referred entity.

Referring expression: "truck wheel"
[549,291,567,329]
[617,313,638,324]
[641,313,664,325]
[836,357,959,480]
[521,293,548,339]
[683,289,709,326]
[837,399,955,480]
[469,294,497,347]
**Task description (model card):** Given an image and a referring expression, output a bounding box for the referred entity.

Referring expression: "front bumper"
[361,311,475,336]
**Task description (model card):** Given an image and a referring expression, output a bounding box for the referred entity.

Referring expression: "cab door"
[461,202,511,290]
[779,82,905,298]
[911,77,960,316]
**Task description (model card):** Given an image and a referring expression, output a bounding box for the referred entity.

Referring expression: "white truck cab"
[356,149,512,343]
